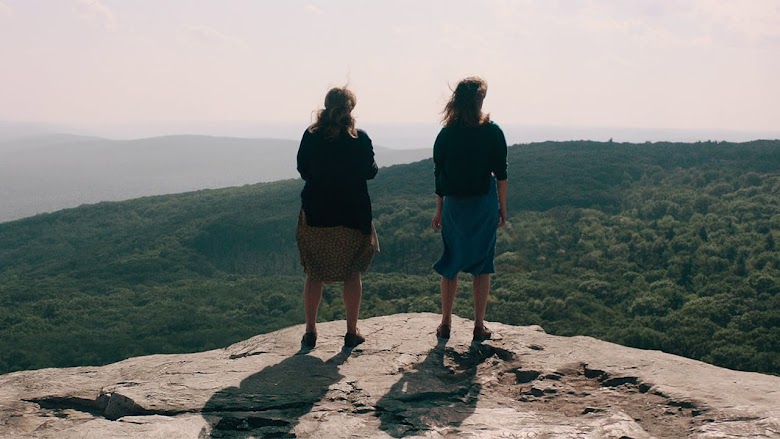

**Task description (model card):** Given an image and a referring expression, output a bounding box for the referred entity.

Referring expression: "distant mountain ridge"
[0,133,431,223]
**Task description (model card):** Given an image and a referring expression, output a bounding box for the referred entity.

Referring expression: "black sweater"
[433,121,508,197]
[297,128,378,234]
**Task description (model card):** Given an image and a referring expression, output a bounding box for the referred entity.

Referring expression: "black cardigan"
[297,128,378,234]
[433,121,508,197]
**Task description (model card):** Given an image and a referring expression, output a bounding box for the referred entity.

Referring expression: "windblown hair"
[309,87,358,140]
[442,76,490,128]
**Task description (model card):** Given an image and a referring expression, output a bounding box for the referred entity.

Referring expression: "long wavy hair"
[442,76,490,128]
[308,87,358,140]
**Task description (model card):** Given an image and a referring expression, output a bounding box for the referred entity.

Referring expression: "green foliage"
[1,140,779,375]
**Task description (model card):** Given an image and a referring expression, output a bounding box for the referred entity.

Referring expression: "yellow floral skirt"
[296,210,379,282]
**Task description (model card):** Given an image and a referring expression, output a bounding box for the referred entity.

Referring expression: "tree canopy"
[1,140,778,375]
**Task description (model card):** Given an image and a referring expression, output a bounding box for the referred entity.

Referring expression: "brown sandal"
[473,325,492,342]
[436,324,451,339]
[344,330,365,348]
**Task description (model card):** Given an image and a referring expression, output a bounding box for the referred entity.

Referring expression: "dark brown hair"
[309,87,357,140]
[442,76,490,128]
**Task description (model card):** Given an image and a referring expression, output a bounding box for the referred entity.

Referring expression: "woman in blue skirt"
[431,77,508,342]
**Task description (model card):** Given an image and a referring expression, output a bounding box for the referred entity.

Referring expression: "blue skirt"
[433,177,499,279]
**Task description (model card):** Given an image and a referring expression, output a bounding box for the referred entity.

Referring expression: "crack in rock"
[25,390,189,422]
[487,361,709,438]
[228,350,268,360]
[23,396,107,419]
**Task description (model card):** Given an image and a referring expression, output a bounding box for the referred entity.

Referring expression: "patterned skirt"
[296,210,379,282]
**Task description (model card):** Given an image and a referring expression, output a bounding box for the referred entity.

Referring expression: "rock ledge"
[1,313,778,438]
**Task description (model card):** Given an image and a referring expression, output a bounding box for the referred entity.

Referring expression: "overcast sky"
[1,0,778,140]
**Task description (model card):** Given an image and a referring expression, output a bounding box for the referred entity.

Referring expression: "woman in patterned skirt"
[296,86,379,348]
[431,77,509,342]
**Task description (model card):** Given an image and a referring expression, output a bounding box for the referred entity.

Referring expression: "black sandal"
[301,332,317,348]
[473,325,492,342]
[344,330,365,348]
[436,324,451,339]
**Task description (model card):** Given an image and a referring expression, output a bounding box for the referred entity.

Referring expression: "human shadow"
[202,347,351,438]
[375,340,498,437]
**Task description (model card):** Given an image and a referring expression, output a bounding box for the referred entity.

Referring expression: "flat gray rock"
[1,313,778,438]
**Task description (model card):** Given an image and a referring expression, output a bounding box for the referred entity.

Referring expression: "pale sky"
[1,0,779,140]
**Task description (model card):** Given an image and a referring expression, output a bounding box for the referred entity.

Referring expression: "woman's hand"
[432,195,444,230]
[498,209,507,228]
[432,212,442,230]
[497,179,508,228]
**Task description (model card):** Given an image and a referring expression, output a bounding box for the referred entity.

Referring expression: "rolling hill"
[0,133,431,222]
[0,139,778,375]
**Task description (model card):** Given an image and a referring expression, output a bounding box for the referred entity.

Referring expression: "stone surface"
[1,313,778,438]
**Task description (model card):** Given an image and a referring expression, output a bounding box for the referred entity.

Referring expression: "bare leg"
[440,276,458,326]
[343,272,362,334]
[472,274,491,328]
[304,277,324,334]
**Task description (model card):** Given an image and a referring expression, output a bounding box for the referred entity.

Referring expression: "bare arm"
[432,195,443,230]
[497,179,508,227]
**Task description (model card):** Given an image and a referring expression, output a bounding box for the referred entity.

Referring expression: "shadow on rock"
[201,347,352,438]
[375,340,498,437]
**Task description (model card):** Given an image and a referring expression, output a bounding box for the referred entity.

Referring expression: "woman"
[296,86,379,349]
[431,77,508,342]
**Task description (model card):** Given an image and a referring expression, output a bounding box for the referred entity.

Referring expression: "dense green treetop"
[1,140,778,375]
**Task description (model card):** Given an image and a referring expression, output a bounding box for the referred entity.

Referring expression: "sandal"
[436,324,451,339]
[344,330,365,348]
[473,325,492,342]
[301,332,317,348]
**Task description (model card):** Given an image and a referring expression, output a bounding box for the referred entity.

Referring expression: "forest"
[0,139,778,375]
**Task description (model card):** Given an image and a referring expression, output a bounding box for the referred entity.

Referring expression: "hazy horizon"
[2,120,779,151]
[2,1,779,220]
[0,133,436,223]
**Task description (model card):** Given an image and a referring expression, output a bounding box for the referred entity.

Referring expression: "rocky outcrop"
[1,313,778,438]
